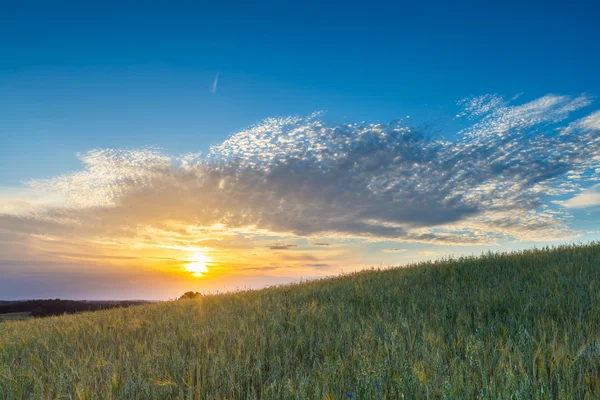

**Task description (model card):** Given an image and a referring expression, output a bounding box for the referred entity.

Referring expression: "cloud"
[0,187,63,215]
[456,94,504,118]
[2,92,600,256]
[266,244,297,250]
[563,184,600,209]
[281,254,320,262]
[578,110,600,131]
[418,251,444,257]
[211,72,219,94]
[381,248,407,253]
[241,266,280,271]
[305,263,329,268]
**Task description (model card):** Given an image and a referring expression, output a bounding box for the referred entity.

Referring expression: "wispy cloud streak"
[211,72,219,94]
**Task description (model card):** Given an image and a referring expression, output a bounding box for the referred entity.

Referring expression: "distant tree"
[179,291,202,300]
[30,306,48,317]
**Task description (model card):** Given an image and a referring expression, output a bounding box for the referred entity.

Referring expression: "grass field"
[0,312,31,322]
[1,243,600,399]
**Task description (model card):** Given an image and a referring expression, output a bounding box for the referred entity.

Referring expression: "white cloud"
[0,187,64,215]
[381,248,407,253]
[578,110,600,131]
[456,94,504,118]
[459,94,591,142]
[563,184,600,208]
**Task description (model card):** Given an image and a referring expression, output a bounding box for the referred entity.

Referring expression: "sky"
[1,1,600,300]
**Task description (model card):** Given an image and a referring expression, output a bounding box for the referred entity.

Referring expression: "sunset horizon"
[2,2,600,301]
[3,98,600,300]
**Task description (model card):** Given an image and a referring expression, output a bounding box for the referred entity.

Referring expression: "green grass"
[1,243,600,399]
[0,313,31,322]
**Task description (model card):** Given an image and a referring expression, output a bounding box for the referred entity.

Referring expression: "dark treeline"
[0,300,150,317]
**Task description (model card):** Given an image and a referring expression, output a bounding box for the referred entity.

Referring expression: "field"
[0,313,31,322]
[1,243,600,399]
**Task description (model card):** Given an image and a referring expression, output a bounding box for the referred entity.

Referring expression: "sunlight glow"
[185,252,211,277]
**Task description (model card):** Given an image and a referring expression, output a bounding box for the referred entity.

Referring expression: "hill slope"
[1,243,600,398]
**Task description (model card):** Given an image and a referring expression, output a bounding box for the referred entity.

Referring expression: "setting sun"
[185,252,211,277]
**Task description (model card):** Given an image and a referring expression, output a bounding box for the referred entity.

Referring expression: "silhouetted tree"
[179,291,202,300]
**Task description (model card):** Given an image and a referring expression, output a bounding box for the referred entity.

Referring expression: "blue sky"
[2,1,599,184]
[1,1,600,299]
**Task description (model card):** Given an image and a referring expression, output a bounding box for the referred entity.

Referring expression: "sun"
[185,252,211,277]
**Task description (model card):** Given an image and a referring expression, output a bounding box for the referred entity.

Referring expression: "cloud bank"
[2,93,600,256]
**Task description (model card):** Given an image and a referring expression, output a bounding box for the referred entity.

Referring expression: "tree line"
[0,299,149,318]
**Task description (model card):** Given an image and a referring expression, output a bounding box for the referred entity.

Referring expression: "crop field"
[0,313,31,322]
[1,243,600,399]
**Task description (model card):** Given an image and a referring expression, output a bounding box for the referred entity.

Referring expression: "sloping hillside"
[1,243,600,399]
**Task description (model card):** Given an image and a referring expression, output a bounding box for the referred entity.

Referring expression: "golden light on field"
[185,251,211,277]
